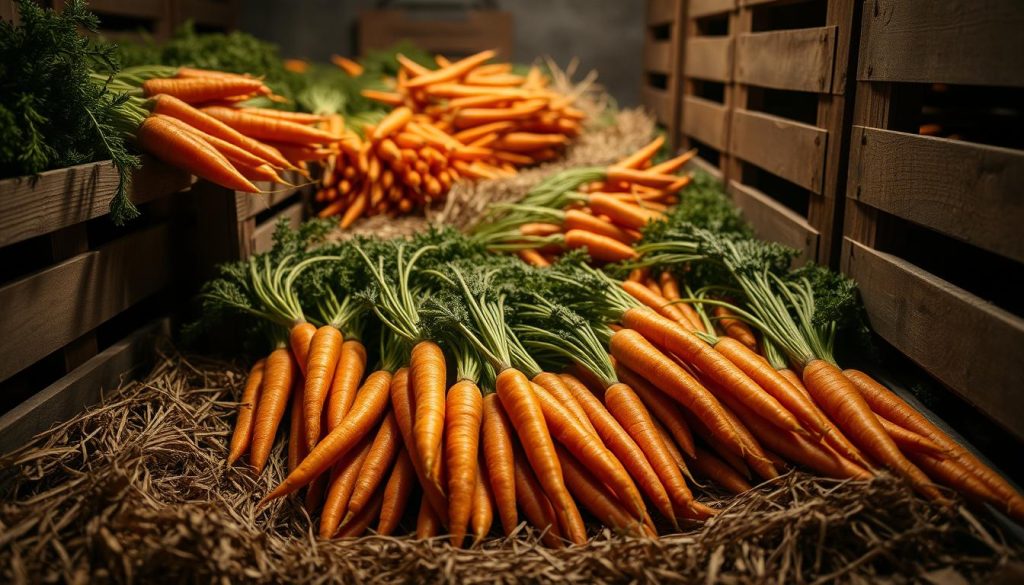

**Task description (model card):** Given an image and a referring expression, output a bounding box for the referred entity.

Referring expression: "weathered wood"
[644,38,674,74]
[234,185,301,221]
[685,155,724,181]
[0,157,192,248]
[848,126,1024,263]
[0,319,169,454]
[251,201,304,256]
[642,85,674,125]
[685,36,733,82]
[0,224,172,382]
[729,180,820,261]
[843,238,1024,440]
[647,0,678,24]
[689,0,735,19]
[681,95,729,150]
[730,108,828,193]
[735,26,836,93]
[175,0,237,28]
[858,0,1024,88]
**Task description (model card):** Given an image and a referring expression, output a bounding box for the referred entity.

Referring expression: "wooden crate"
[358,9,513,60]
[0,158,192,418]
[677,0,735,168]
[843,0,1024,440]
[642,0,684,133]
[720,0,858,265]
[173,0,239,32]
[51,0,175,42]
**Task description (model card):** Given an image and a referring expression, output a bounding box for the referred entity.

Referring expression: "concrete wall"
[238,0,645,107]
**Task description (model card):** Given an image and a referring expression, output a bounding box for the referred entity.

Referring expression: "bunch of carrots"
[101,65,342,193]
[204,139,1023,546]
[312,49,585,228]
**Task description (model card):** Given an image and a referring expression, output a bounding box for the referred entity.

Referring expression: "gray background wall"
[238,0,645,107]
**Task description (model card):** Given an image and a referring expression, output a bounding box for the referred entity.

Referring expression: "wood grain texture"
[735,26,836,93]
[730,109,828,193]
[233,184,301,221]
[729,180,820,261]
[251,201,304,256]
[0,157,192,248]
[0,319,169,454]
[685,36,733,82]
[842,238,1024,440]
[689,0,735,19]
[642,85,674,125]
[848,126,1024,263]
[0,224,172,382]
[858,0,1024,87]
[644,38,674,74]
[681,95,729,150]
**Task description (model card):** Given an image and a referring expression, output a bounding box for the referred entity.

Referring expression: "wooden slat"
[735,26,836,93]
[730,109,827,193]
[0,319,168,454]
[729,180,819,261]
[176,0,236,27]
[685,36,733,82]
[234,184,301,221]
[642,86,673,125]
[88,0,165,18]
[689,0,735,19]
[644,39,674,74]
[251,202,304,255]
[0,224,172,382]
[858,0,1024,88]
[681,95,728,150]
[359,10,514,60]
[848,127,1024,264]
[684,156,724,181]
[647,0,678,25]
[0,157,192,248]
[843,238,1024,439]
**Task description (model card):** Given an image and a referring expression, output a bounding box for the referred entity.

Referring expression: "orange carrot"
[563,210,639,245]
[688,446,753,494]
[606,166,684,188]
[336,486,383,539]
[325,340,368,431]
[532,372,599,439]
[712,307,758,351]
[588,194,665,230]
[318,435,373,538]
[878,415,946,457]
[614,135,665,169]
[345,412,400,520]
[377,448,417,535]
[555,445,646,537]
[471,457,495,544]
[303,326,344,450]
[250,348,296,473]
[646,149,697,174]
[289,322,317,376]
[202,106,341,144]
[415,493,442,539]
[242,107,328,125]
[287,378,307,473]
[361,89,404,106]
[404,49,497,88]
[615,364,696,458]
[482,393,517,535]
[513,446,565,548]
[516,248,551,267]
[142,76,266,103]
[410,341,447,484]
[658,272,704,331]
[137,115,259,192]
[228,359,265,465]
[391,367,449,525]
[373,106,414,141]
[563,229,638,263]
[331,55,364,77]
[446,379,484,547]
[622,280,689,323]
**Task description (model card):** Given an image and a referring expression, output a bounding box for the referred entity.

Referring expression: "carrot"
[713,394,780,481]
[454,102,548,128]
[563,229,638,263]
[289,322,317,376]
[658,272,704,331]
[844,369,1024,514]
[622,280,688,324]
[878,415,947,457]
[588,194,665,230]
[651,416,690,477]
[520,222,563,237]
[373,106,414,141]
[619,308,804,434]
[779,365,870,467]
[318,435,373,538]
[531,382,646,521]
[604,382,696,520]
[555,445,646,537]
[202,106,341,145]
[559,373,676,524]
[410,341,447,484]
[453,121,516,144]
[491,132,569,151]
[287,379,307,473]
[325,340,368,431]
[646,149,697,174]
[908,451,1017,518]
[512,447,565,548]
[609,328,744,458]
[614,135,664,169]
[250,348,296,473]
[688,446,753,494]
[615,364,696,458]
[415,493,442,539]
[471,457,495,545]
[303,326,344,450]
[227,359,265,465]
[445,379,484,547]
[142,76,266,103]
[391,367,449,525]
[495,368,587,545]
[331,55,364,77]
[159,115,277,171]
[532,372,599,439]
[345,412,400,520]
[563,210,639,245]
[606,166,684,188]
[517,248,551,267]
[336,486,383,539]
[377,448,417,536]
[241,107,328,125]
[802,361,941,499]
[482,393,517,535]
[174,67,255,80]
[404,49,497,88]
[361,89,404,106]
[261,367,392,503]
[137,115,259,192]
[712,307,758,351]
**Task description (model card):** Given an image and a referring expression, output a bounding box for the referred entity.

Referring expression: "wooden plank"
[848,127,1024,264]
[176,0,236,27]
[0,319,168,454]
[234,184,301,221]
[251,202,304,256]
[730,108,827,193]
[644,39,674,74]
[681,95,728,150]
[88,0,165,18]
[0,157,192,248]
[647,0,678,24]
[843,238,1024,439]
[0,224,172,382]
[642,85,673,125]
[689,0,735,19]
[858,0,1024,88]
[685,36,733,82]
[729,180,819,261]
[685,155,724,181]
[735,26,836,93]
[359,10,514,60]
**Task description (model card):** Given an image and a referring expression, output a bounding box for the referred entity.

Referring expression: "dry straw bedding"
[1,350,1021,585]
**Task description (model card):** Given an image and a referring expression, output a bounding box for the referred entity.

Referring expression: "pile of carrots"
[312,49,585,228]
[108,66,341,193]
[208,139,1023,546]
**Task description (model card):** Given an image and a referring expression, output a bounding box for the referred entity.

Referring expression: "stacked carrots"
[209,139,1024,546]
[313,49,585,227]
